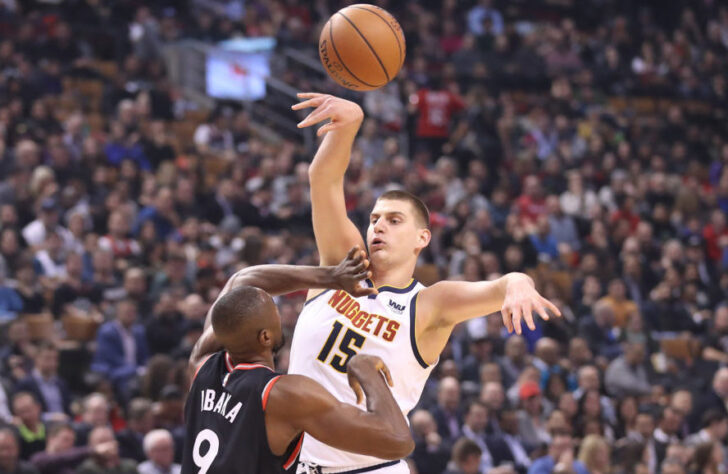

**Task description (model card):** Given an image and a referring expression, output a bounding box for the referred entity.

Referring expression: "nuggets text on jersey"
[327,290,400,341]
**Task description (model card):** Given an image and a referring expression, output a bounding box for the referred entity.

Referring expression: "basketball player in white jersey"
[285,93,562,474]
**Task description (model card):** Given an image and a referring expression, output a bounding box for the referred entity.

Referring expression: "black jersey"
[182,352,302,474]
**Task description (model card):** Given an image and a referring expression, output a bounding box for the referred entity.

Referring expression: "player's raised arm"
[292,93,366,265]
[415,273,562,363]
[266,355,414,460]
[189,248,377,374]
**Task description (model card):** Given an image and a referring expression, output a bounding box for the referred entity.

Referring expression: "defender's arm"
[265,355,413,460]
[189,248,376,375]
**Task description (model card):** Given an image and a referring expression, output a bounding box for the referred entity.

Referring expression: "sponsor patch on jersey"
[388,299,405,314]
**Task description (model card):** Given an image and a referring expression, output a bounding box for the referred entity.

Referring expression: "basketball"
[319,4,405,91]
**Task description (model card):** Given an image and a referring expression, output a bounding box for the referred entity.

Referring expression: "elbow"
[379,434,414,460]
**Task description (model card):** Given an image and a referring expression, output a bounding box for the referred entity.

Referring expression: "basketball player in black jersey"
[182,248,414,474]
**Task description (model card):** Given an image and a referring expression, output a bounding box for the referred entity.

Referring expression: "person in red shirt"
[409,78,465,154]
[517,175,547,225]
[703,209,728,261]
[610,194,641,234]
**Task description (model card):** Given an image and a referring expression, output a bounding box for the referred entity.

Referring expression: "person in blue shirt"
[528,432,589,474]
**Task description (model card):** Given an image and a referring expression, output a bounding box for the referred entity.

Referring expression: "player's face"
[367,199,430,268]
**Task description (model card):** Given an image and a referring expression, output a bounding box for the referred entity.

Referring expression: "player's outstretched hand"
[332,246,378,297]
[500,273,562,335]
[291,93,364,137]
[346,354,394,405]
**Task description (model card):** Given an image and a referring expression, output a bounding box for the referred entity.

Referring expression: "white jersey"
[288,279,435,469]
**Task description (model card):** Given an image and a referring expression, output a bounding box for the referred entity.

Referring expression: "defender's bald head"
[211,286,281,355]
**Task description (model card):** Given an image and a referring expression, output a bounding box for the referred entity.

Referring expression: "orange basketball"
[319,4,406,91]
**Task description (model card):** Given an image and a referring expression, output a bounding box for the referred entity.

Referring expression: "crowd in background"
[0,0,727,473]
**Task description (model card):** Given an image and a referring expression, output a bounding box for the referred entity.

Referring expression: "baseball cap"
[519,381,541,400]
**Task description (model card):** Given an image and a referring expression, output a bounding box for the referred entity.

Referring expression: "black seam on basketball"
[336,11,390,83]
[328,16,378,88]
[347,6,403,68]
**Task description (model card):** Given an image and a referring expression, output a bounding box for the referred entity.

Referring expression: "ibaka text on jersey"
[328,290,400,341]
[200,388,243,424]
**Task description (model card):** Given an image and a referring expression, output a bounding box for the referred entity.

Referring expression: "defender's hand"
[501,273,561,335]
[331,247,378,298]
[346,354,394,404]
[292,93,364,137]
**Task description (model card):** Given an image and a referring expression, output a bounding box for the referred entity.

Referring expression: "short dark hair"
[127,398,153,421]
[452,437,481,463]
[701,408,727,429]
[47,422,74,439]
[465,399,487,416]
[377,190,430,229]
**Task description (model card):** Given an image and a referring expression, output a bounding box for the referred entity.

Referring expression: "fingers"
[291,96,327,111]
[350,379,364,405]
[522,302,536,331]
[347,246,359,260]
[511,305,523,335]
[316,121,343,137]
[500,308,514,334]
[353,258,369,273]
[534,303,550,322]
[543,298,562,317]
[297,108,331,128]
[297,92,326,99]
[380,363,394,387]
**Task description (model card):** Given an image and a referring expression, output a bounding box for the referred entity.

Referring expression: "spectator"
[479,382,505,434]
[73,394,110,448]
[410,410,450,474]
[11,393,45,460]
[685,409,728,448]
[578,301,622,359]
[90,300,148,401]
[14,343,70,420]
[687,441,724,474]
[30,423,107,474]
[443,437,481,474]
[604,342,652,398]
[132,188,178,241]
[527,432,588,474]
[22,199,73,251]
[433,377,462,442]
[497,409,531,473]
[138,430,180,474]
[115,398,153,463]
[653,407,684,467]
[690,368,728,431]
[577,434,610,474]
[0,427,39,474]
[460,400,514,472]
[516,381,549,453]
[76,427,136,474]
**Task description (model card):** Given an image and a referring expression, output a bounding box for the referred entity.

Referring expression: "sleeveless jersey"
[288,279,435,468]
[182,351,302,474]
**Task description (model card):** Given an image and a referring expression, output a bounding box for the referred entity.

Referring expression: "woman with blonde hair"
[578,434,611,474]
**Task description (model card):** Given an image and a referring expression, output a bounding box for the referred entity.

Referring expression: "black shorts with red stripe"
[182,351,302,474]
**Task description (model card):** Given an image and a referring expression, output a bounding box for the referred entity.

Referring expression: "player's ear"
[416,228,431,250]
[258,329,272,348]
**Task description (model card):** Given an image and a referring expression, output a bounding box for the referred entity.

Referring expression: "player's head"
[367,190,431,269]
[211,285,284,361]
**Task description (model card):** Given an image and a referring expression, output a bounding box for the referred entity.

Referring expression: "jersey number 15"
[317,321,366,373]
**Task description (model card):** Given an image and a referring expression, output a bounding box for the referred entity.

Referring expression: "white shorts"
[296,459,409,474]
